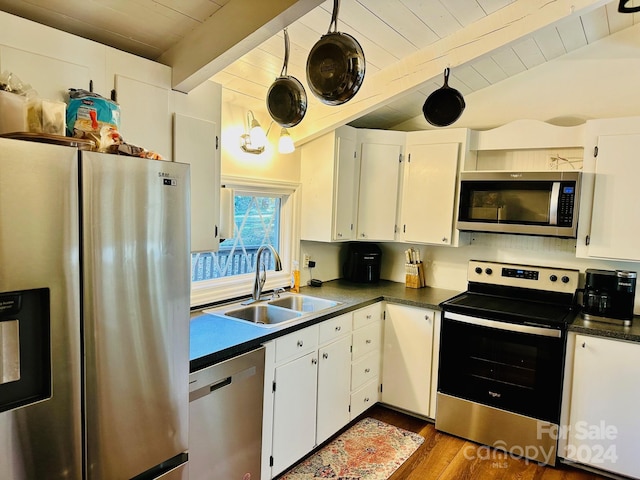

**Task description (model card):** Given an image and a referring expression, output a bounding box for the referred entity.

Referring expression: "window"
[192,194,281,281]
[190,177,299,307]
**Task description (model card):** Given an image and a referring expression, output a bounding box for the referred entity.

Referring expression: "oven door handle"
[444,312,562,338]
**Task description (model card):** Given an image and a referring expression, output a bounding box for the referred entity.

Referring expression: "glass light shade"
[278,128,295,154]
[249,122,267,149]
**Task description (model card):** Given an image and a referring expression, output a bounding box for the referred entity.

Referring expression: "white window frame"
[191,175,300,308]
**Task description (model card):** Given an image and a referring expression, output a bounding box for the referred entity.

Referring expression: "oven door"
[439,312,566,424]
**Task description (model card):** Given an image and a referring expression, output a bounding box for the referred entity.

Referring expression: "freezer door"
[81,152,190,479]
[0,138,82,479]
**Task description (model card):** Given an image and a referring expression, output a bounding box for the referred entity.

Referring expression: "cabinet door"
[114,75,171,160]
[316,336,352,444]
[587,134,640,261]
[356,143,401,241]
[381,304,434,417]
[402,143,459,245]
[174,114,220,253]
[567,335,640,478]
[300,126,358,242]
[334,134,359,241]
[271,351,318,476]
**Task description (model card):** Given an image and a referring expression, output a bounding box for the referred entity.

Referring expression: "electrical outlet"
[303,253,311,268]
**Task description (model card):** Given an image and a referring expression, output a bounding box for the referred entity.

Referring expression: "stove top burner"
[441,260,581,329]
[442,292,575,328]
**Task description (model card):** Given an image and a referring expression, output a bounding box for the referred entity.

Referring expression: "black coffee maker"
[582,269,637,326]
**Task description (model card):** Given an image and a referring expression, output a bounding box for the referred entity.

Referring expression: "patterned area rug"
[279,417,424,479]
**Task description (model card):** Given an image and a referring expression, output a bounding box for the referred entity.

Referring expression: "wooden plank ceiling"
[1,0,638,144]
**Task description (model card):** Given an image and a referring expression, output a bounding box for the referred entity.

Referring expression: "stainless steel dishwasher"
[189,346,265,480]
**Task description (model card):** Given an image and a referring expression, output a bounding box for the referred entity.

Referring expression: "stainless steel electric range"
[437,260,580,466]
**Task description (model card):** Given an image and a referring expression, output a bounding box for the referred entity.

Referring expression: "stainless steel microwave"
[456,171,581,237]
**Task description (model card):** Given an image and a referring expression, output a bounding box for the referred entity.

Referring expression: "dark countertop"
[189,279,461,372]
[569,315,640,343]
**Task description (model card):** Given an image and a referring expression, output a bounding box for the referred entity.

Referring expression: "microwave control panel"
[557,182,576,226]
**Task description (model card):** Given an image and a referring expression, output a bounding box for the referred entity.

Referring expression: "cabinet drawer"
[351,351,380,390]
[319,313,352,345]
[353,304,381,330]
[350,379,379,420]
[352,320,382,359]
[275,325,319,364]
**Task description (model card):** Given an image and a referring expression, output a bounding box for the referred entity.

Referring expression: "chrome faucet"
[250,245,282,302]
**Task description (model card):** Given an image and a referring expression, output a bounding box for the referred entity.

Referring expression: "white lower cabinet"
[381,303,436,418]
[316,335,352,444]
[269,314,353,478]
[565,334,640,479]
[350,303,383,420]
[270,325,319,477]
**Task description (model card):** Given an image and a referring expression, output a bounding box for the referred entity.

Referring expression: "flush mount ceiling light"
[240,112,296,155]
[240,110,267,154]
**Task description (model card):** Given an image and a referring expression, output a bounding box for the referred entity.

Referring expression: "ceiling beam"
[159,0,324,93]
[289,0,610,145]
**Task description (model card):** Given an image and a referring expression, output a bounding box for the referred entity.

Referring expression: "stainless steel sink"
[206,293,343,329]
[222,304,303,327]
[268,294,340,313]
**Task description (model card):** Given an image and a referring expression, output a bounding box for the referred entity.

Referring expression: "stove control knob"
[485,268,493,275]
[549,274,558,282]
[475,267,482,274]
[561,275,570,284]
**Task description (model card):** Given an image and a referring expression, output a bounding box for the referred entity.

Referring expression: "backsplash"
[301,234,640,315]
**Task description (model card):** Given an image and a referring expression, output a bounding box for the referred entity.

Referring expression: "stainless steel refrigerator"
[0,137,190,479]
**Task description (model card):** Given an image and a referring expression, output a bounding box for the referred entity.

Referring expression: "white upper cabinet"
[174,113,221,253]
[400,129,470,246]
[577,116,640,262]
[301,126,359,242]
[114,75,171,159]
[356,129,405,241]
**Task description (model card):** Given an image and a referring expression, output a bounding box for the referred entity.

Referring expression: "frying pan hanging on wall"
[267,28,307,128]
[306,0,366,106]
[422,68,466,127]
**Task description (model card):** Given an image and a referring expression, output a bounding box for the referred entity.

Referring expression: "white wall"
[395,23,640,132]
[220,95,301,182]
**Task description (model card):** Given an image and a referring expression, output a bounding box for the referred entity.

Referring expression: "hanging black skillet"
[306,0,365,106]
[267,28,307,128]
[422,68,466,127]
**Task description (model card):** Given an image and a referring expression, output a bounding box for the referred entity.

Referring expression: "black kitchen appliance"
[582,269,636,326]
[438,260,580,466]
[343,243,381,283]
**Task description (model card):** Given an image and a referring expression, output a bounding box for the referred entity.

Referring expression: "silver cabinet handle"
[442,237,448,242]
[366,314,372,319]
[365,339,372,344]
[311,358,317,365]
[322,352,328,359]
[364,397,370,403]
[364,368,371,373]
[425,314,431,321]
[335,326,341,331]
[361,233,366,238]
[337,232,343,237]
[582,342,586,348]
[297,340,303,347]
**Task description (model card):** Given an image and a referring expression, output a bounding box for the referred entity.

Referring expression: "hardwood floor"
[363,405,610,480]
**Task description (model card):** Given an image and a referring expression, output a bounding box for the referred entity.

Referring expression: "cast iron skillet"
[422,68,466,127]
[267,28,307,128]
[306,0,365,106]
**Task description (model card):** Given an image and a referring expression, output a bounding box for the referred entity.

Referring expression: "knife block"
[405,262,426,288]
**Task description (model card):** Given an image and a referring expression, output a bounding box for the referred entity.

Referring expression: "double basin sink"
[206,293,342,328]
